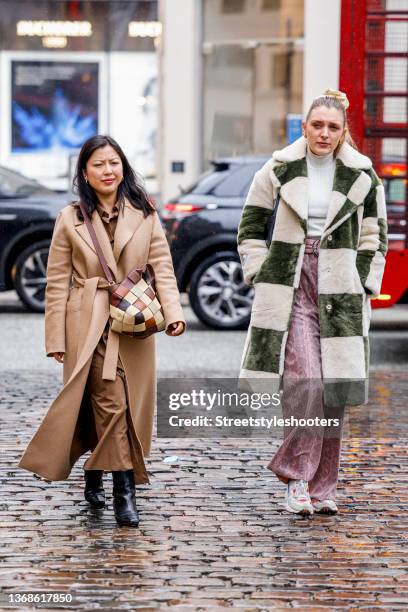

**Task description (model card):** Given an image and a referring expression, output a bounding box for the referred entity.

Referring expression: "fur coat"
[237,137,388,406]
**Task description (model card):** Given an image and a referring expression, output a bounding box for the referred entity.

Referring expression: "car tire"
[189,251,254,330]
[13,240,50,312]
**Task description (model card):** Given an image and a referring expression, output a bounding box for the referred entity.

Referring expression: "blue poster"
[286,114,302,144]
[11,61,98,153]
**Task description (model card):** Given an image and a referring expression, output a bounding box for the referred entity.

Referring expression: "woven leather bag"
[79,201,166,338]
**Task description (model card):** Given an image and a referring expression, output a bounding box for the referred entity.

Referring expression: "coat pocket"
[249,282,292,333]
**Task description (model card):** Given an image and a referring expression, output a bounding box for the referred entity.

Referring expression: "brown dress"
[83,202,137,472]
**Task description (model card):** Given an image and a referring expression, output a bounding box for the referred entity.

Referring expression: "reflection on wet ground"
[0,370,407,609]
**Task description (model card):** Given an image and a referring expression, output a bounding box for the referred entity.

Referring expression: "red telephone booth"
[340,0,408,308]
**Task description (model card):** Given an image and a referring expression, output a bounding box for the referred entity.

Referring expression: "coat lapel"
[321,160,372,239]
[113,201,144,262]
[270,137,373,237]
[270,136,309,222]
[272,158,308,221]
[74,208,119,280]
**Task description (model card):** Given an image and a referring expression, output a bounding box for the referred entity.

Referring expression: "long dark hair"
[73,134,154,218]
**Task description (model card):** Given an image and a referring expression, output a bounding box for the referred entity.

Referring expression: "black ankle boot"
[112,470,139,527]
[84,470,105,508]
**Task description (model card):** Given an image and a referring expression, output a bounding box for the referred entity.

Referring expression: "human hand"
[165,321,185,336]
[50,352,64,363]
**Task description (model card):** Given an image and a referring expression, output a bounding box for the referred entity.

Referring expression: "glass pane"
[385,57,408,92]
[253,43,303,154]
[203,42,303,165]
[203,45,254,161]
[367,1,408,12]
[384,97,408,122]
[204,0,304,42]
[385,20,408,53]
[0,167,50,197]
[189,169,230,195]
[213,163,263,196]
[364,136,407,166]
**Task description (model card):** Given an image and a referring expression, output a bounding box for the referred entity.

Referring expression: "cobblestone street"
[1,370,407,610]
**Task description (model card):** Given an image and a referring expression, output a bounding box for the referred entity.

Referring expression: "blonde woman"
[238,90,388,515]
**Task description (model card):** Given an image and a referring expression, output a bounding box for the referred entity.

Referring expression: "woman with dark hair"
[19,135,185,527]
[238,90,388,515]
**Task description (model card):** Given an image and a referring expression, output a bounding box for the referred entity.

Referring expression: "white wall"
[158,0,202,202]
[109,52,158,193]
[303,0,341,116]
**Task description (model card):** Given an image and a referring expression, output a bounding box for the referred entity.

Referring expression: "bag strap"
[78,200,115,285]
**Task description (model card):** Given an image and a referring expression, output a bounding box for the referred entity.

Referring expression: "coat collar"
[272,136,372,169]
[74,199,144,281]
[270,137,373,237]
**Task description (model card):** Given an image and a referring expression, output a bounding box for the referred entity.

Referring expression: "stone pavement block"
[1,370,408,609]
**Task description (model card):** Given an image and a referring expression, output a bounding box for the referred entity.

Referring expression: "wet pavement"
[1,370,408,610]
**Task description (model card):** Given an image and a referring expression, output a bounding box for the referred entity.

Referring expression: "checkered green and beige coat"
[237,137,388,406]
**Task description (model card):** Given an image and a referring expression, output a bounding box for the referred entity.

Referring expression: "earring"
[85,177,88,184]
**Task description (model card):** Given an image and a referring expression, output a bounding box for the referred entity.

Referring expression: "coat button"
[326,303,332,311]
[327,235,333,242]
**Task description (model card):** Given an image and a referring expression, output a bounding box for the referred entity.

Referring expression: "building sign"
[128,21,162,38]
[16,20,93,37]
[16,20,93,48]
[11,60,98,153]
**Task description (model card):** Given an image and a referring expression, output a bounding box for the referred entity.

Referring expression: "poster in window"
[11,61,98,152]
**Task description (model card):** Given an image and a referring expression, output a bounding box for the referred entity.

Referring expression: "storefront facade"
[159,0,341,200]
[0,0,159,190]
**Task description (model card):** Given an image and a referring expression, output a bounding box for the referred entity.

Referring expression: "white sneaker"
[284,480,314,515]
[312,499,338,514]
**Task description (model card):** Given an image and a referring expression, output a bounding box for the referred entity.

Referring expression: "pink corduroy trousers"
[267,238,344,501]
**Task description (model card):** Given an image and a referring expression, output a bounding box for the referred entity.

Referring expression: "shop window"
[205,0,303,41]
[211,113,253,157]
[221,0,246,14]
[262,0,281,10]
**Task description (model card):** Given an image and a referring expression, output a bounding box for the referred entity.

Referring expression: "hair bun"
[323,88,349,110]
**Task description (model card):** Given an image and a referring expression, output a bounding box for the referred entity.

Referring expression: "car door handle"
[0,214,17,220]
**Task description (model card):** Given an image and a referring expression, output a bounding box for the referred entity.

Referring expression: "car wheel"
[13,240,50,312]
[189,251,254,330]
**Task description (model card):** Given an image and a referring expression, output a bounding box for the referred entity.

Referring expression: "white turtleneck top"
[306,147,336,237]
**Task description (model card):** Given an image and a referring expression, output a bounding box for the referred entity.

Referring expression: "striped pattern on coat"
[237,136,388,407]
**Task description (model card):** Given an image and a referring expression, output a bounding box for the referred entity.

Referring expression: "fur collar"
[273,136,372,170]
[269,136,374,237]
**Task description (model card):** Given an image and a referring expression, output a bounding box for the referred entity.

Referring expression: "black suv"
[0,166,71,311]
[162,156,268,330]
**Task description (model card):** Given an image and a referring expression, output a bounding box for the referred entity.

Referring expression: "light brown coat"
[18,201,185,483]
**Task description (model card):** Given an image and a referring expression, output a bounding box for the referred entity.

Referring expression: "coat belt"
[72,275,119,382]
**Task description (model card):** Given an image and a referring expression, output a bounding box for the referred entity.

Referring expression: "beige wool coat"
[18,200,185,483]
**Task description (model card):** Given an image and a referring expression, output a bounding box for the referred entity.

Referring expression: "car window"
[0,167,52,198]
[188,169,230,195]
[214,163,265,197]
